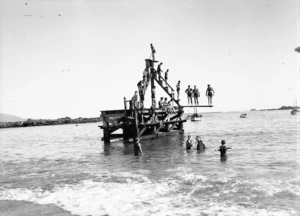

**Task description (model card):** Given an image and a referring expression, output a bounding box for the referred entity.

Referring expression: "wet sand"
[0,200,78,216]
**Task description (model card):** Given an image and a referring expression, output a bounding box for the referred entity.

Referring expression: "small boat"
[191,113,202,121]
[240,113,247,118]
[291,109,298,115]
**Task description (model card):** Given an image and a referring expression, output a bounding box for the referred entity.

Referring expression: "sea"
[0,110,299,216]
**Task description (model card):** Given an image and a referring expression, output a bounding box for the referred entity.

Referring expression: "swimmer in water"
[196,136,206,151]
[217,140,231,160]
[134,138,144,155]
[186,135,193,150]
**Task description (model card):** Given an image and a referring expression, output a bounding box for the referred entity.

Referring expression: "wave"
[0,171,299,216]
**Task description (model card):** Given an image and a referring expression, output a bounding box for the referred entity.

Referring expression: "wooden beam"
[180,105,213,108]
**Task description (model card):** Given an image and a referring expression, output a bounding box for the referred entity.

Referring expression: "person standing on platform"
[185,85,193,105]
[151,86,156,109]
[139,85,145,108]
[176,80,181,100]
[157,62,163,82]
[150,43,156,61]
[193,85,200,105]
[134,138,144,155]
[206,84,215,106]
[165,69,169,83]
[132,91,139,108]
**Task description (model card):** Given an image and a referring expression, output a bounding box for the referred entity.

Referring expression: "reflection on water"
[0,110,299,216]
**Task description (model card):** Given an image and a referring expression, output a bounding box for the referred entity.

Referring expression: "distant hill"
[0,113,25,123]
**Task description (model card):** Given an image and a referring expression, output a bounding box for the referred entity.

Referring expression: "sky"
[0,0,299,119]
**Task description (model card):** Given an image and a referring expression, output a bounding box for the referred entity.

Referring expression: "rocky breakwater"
[0,117,102,129]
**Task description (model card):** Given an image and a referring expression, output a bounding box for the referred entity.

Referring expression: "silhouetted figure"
[150,43,156,60]
[206,84,214,106]
[176,80,181,100]
[165,69,169,82]
[185,85,193,105]
[196,136,206,150]
[186,135,193,150]
[157,63,163,82]
[193,85,200,105]
[217,140,232,161]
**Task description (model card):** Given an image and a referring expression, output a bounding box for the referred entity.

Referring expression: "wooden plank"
[138,126,148,137]
[180,105,213,108]
[110,134,124,138]
[139,119,186,126]
[138,130,183,141]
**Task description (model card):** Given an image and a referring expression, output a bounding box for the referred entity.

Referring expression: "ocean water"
[0,110,299,216]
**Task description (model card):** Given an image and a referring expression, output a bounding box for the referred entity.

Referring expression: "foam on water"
[1,170,299,216]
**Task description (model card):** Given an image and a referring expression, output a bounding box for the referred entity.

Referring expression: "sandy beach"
[0,200,78,216]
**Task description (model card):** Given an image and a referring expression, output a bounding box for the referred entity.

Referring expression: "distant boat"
[291,109,298,115]
[240,113,247,118]
[191,113,202,121]
[291,99,299,115]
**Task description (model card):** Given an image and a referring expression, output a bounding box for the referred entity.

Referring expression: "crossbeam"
[180,105,213,108]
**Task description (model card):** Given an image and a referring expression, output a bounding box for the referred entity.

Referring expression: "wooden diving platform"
[99,45,214,144]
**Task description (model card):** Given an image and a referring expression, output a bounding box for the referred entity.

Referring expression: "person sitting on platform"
[158,97,164,109]
[167,100,176,113]
[196,136,206,151]
[186,135,193,150]
[134,138,144,155]
[185,85,193,105]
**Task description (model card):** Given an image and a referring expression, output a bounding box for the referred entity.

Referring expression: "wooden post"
[103,119,110,143]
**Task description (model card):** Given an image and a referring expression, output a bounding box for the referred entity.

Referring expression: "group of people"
[134,135,232,159]
[158,97,176,113]
[186,135,232,159]
[184,84,215,106]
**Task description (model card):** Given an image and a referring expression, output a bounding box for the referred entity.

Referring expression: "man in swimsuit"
[132,91,139,108]
[217,140,232,160]
[157,62,163,82]
[193,85,200,105]
[196,136,206,150]
[158,97,164,109]
[134,138,144,155]
[165,69,169,83]
[186,135,193,150]
[176,80,181,100]
[150,43,156,60]
[185,85,193,105]
[206,84,214,106]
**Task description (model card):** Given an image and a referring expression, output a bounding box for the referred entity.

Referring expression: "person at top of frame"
[206,84,214,106]
[150,43,156,61]
[185,85,193,105]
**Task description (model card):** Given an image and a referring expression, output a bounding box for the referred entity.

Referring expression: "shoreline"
[0,117,102,129]
[0,200,79,216]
